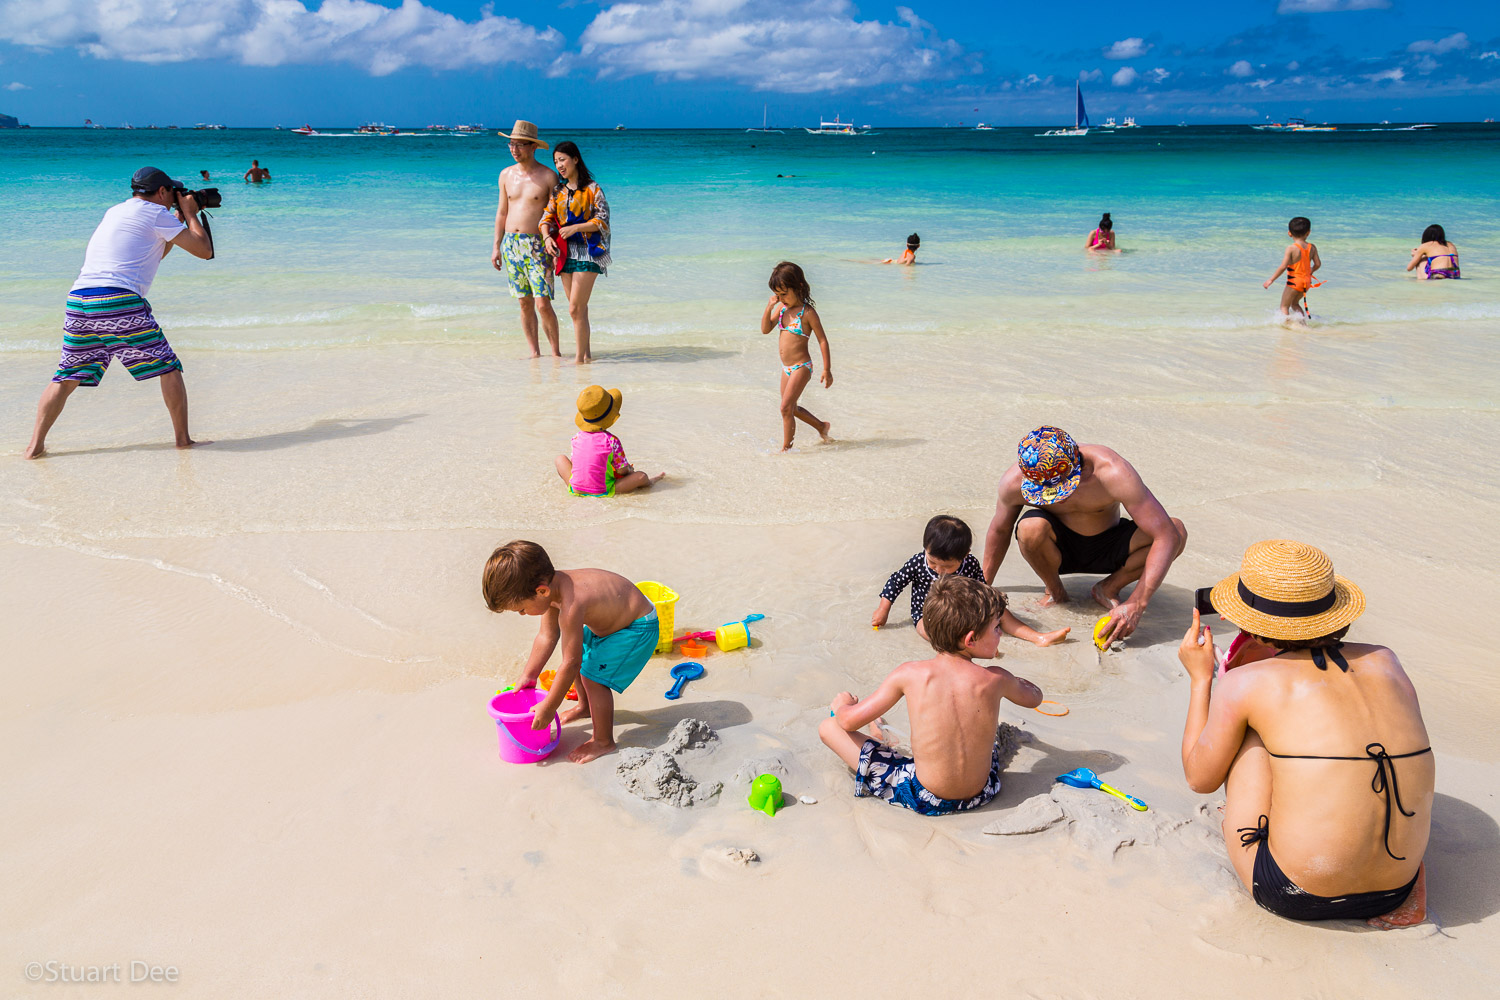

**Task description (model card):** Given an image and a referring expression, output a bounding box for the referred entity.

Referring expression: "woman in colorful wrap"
[1178,539,1431,928]
[1406,224,1460,280]
[542,141,611,364]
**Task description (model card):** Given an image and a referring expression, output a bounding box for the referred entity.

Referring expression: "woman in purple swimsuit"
[1406,224,1460,280]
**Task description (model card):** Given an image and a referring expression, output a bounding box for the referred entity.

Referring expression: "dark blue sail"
[1076,83,1090,129]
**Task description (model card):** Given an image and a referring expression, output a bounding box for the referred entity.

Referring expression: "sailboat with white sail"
[1039,83,1090,136]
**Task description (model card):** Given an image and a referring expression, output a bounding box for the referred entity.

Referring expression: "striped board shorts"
[53,287,182,386]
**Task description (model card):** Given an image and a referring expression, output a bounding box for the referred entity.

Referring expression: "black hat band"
[1237,580,1337,618]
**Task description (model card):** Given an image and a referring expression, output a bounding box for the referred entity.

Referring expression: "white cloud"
[1277,0,1389,12]
[1147,67,1169,83]
[4,80,28,90]
[576,0,967,93]
[1111,66,1137,87]
[1079,68,1102,82]
[1365,67,1404,83]
[1250,78,1275,90]
[1482,51,1500,61]
[1286,60,1299,70]
[0,0,564,76]
[1407,32,1468,55]
[1103,37,1149,60]
[1228,59,1253,77]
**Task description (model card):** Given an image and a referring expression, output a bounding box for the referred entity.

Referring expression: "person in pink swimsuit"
[1086,212,1117,251]
[555,385,662,496]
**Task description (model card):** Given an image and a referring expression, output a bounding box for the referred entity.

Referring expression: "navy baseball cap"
[130,167,181,193]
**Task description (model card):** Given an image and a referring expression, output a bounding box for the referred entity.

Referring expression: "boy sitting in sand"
[556,385,663,496]
[824,576,1043,815]
[1263,216,1321,323]
[873,514,1070,647]
[483,540,660,763]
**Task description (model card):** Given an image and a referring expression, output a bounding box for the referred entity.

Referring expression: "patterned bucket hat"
[1018,426,1082,506]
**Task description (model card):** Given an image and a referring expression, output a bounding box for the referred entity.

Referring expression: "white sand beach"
[4,304,1499,996]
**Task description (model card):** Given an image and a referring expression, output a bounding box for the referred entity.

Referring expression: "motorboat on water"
[357,123,398,134]
[1040,83,1090,136]
[805,115,872,135]
[974,123,995,130]
[291,125,317,135]
[1252,117,1306,130]
[1119,116,1140,128]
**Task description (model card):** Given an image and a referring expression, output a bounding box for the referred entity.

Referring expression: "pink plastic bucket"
[488,689,562,764]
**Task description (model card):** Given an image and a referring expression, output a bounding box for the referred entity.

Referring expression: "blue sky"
[1,1,1497,126]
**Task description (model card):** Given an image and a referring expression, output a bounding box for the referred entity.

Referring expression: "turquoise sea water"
[2,125,1497,355]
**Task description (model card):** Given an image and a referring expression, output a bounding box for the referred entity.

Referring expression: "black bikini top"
[1263,644,1432,861]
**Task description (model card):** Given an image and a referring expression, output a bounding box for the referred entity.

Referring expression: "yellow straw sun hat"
[1209,539,1365,641]
[575,385,623,432]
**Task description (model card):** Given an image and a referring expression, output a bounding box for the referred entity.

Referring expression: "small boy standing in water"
[873,514,1070,646]
[823,576,1044,815]
[483,540,660,763]
[556,384,663,496]
[1264,216,1321,323]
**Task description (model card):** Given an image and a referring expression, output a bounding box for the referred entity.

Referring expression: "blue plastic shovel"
[1055,767,1148,811]
[665,661,704,700]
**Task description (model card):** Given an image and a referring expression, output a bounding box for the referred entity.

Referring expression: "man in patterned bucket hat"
[981,426,1187,643]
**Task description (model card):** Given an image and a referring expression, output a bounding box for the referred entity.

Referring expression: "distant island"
[1,113,21,129]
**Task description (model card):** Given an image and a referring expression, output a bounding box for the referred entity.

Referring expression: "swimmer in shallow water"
[1406,223,1460,280]
[883,233,920,265]
[1086,213,1118,252]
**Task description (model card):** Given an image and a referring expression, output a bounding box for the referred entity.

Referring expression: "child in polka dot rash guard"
[873,515,1071,646]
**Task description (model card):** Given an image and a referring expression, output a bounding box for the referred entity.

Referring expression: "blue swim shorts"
[579,612,659,694]
[854,739,1003,816]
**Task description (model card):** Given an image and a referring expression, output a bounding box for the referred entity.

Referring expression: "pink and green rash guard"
[569,430,629,497]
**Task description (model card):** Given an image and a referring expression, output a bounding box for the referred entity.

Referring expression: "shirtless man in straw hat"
[982,426,1186,644]
[491,120,561,359]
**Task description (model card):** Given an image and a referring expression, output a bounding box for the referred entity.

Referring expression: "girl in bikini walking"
[759,261,834,452]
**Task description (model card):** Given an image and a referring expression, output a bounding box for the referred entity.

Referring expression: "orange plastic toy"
[538,669,579,701]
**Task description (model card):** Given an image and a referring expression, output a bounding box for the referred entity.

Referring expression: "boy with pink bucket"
[483,540,659,763]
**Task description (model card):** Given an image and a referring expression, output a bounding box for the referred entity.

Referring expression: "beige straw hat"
[575,385,622,431]
[1209,539,1365,641]
[497,119,549,149]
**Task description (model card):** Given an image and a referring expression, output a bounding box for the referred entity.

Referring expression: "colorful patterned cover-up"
[543,182,612,276]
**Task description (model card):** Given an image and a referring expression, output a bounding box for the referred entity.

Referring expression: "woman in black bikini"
[1177,539,1433,927]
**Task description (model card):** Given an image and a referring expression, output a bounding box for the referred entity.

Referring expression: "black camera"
[1194,587,1216,616]
[175,186,221,209]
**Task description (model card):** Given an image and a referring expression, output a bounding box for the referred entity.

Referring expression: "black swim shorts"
[1017,509,1138,575]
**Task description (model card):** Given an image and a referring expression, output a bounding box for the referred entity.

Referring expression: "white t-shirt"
[73,198,188,297]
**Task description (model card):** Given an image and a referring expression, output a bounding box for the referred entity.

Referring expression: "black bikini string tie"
[1237,814,1270,847]
[1310,642,1350,672]
[1366,742,1416,862]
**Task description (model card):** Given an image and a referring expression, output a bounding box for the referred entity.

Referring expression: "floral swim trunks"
[500,232,554,300]
[854,738,1003,816]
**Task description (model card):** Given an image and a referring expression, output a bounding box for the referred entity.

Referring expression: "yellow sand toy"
[1093,615,1114,650]
[635,581,678,654]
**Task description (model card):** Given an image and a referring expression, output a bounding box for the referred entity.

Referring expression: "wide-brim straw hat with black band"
[1209,539,1365,641]
[497,119,549,150]
[576,385,622,431]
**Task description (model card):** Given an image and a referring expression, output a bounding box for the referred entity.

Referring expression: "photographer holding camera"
[24,167,217,459]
